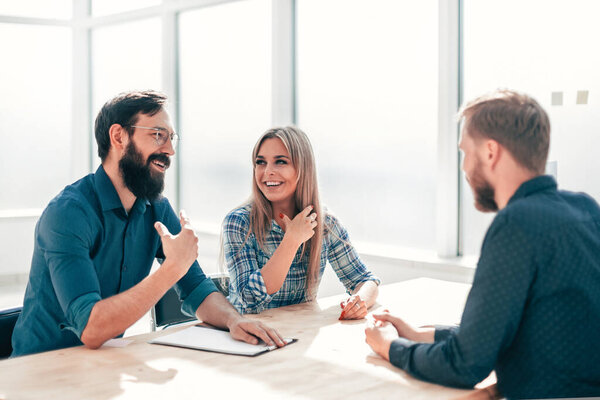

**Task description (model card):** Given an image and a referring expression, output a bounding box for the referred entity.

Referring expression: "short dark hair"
[459,89,550,174]
[94,90,167,161]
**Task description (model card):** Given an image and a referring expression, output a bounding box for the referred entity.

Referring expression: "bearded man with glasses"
[11,90,285,356]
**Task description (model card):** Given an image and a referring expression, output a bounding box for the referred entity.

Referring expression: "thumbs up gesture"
[278,205,318,247]
[154,210,199,278]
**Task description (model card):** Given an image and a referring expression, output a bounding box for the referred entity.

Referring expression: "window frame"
[0,0,465,261]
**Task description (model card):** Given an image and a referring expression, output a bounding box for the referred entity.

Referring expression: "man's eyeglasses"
[130,125,180,146]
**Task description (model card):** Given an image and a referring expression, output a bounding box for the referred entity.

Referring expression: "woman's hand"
[279,205,318,246]
[339,294,368,320]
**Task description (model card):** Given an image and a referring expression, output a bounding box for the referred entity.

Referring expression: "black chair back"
[151,274,230,330]
[0,306,22,359]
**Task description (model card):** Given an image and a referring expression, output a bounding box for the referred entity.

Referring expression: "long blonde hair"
[249,126,323,299]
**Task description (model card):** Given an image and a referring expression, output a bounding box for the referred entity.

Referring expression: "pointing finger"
[179,209,191,228]
[301,205,314,217]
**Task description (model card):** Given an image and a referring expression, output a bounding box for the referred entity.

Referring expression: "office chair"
[0,306,22,359]
[151,273,230,331]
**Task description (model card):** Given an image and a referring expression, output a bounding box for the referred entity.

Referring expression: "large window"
[0,1,71,19]
[4,0,599,289]
[179,0,272,236]
[462,0,600,254]
[91,18,163,169]
[92,0,161,16]
[0,24,72,209]
[0,22,71,279]
[297,0,439,250]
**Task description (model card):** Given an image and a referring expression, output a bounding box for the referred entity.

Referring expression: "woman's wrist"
[282,231,303,250]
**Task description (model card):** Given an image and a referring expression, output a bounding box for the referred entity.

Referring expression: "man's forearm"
[80,261,182,348]
[195,291,241,329]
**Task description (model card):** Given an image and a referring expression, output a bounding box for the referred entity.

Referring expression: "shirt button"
[123,265,127,271]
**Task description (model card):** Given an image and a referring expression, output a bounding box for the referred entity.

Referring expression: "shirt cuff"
[434,325,459,342]
[246,270,273,307]
[350,276,382,293]
[388,337,417,369]
[181,278,219,318]
[61,292,102,338]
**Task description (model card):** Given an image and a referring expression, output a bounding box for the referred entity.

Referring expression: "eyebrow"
[255,155,290,160]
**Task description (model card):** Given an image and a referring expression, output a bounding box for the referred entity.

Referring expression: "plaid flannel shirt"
[222,204,380,314]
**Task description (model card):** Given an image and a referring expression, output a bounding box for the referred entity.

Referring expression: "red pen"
[339,299,347,320]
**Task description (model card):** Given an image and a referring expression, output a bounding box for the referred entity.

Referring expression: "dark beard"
[119,141,170,201]
[474,181,498,212]
[468,166,498,212]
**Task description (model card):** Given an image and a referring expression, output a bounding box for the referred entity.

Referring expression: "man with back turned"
[365,89,600,399]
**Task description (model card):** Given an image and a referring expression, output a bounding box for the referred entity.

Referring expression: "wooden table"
[0,278,491,400]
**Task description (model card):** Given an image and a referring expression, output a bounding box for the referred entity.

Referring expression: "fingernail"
[279,213,284,219]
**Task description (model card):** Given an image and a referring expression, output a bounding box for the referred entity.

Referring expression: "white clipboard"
[149,324,297,357]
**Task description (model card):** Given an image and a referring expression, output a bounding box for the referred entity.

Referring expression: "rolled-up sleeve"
[38,201,102,338]
[325,214,381,293]
[222,211,273,314]
[62,292,101,337]
[179,270,219,317]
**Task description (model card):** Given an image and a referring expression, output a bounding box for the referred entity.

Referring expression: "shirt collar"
[271,219,284,234]
[133,197,150,215]
[507,175,557,206]
[93,165,151,214]
[94,165,124,212]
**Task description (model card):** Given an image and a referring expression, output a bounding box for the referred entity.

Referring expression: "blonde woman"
[221,126,380,318]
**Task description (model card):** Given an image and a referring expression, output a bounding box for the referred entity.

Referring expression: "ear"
[108,124,129,154]
[484,139,502,170]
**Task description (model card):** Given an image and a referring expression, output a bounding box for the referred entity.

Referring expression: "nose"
[264,163,276,176]
[161,137,176,156]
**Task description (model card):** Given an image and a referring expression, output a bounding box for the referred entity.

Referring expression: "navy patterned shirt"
[222,204,380,314]
[389,175,600,399]
[11,166,218,357]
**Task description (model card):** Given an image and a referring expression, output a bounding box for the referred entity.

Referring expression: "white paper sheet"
[103,338,133,348]
[149,325,295,356]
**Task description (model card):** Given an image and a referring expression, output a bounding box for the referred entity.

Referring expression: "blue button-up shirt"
[11,166,217,357]
[223,204,380,314]
[389,176,600,399]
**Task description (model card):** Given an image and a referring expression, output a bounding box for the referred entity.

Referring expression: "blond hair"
[248,126,324,299]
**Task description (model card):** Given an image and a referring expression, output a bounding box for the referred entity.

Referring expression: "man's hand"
[154,210,198,278]
[372,310,435,343]
[228,317,286,348]
[364,319,399,361]
[339,294,368,320]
